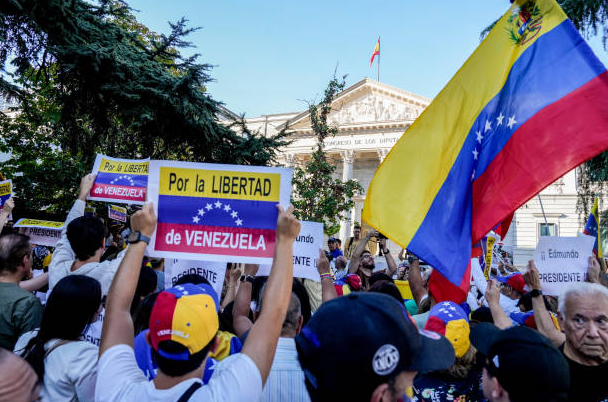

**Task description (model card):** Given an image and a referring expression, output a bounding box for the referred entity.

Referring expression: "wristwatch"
[384,249,390,254]
[530,289,543,298]
[240,275,254,284]
[126,231,150,245]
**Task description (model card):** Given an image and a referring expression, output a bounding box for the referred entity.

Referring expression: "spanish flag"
[363,0,608,288]
[583,197,603,258]
[370,37,379,67]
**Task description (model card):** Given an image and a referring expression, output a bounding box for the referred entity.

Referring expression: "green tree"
[289,75,363,236]
[481,0,608,222]
[0,0,287,216]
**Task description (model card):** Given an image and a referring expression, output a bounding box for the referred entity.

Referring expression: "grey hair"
[558,282,608,316]
[256,284,302,335]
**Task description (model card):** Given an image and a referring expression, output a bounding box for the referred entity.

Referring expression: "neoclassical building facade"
[245,78,601,268]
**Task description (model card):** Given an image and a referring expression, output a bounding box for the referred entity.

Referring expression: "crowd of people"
[0,173,607,401]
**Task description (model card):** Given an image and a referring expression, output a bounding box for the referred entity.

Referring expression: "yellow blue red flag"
[363,0,608,287]
[583,197,603,258]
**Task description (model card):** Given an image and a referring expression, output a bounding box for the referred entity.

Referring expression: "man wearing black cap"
[295,292,455,401]
[470,323,570,402]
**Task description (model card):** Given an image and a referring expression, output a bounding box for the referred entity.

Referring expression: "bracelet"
[320,273,333,280]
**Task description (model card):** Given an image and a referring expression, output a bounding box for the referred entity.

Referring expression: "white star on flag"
[442,302,451,307]
[507,115,517,129]
[496,113,504,126]
[476,131,483,143]
[449,306,457,311]
[484,120,492,132]
[191,199,245,227]
[472,148,479,160]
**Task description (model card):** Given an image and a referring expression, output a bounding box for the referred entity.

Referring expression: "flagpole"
[377,37,380,82]
[537,194,548,226]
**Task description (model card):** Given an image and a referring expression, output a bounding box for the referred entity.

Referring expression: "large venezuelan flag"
[583,197,603,258]
[363,0,608,287]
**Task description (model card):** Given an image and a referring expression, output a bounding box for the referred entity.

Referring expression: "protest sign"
[257,221,323,280]
[533,235,595,295]
[88,154,149,205]
[146,160,292,264]
[0,179,11,212]
[108,204,127,222]
[14,218,64,247]
[164,259,227,297]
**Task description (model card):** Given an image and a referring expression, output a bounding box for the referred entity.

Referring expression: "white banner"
[14,219,65,247]
[533,235,595,295]
[257,220,324,281]
[164,259,227,298]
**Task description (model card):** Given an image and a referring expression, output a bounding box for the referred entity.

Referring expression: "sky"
[126,0,608,118]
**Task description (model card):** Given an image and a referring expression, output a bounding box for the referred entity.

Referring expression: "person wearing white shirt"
[48,174,127,296]
[95,203,301,401]
[470,258,521,315]
[16,274,103,402]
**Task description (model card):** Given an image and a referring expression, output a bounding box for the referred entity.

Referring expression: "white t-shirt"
[95,344,262,402]
[14,331,98,402]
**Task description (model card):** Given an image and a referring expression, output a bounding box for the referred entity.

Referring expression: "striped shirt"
[261,337,311,402]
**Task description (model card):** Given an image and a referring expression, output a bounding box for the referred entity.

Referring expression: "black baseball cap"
[295,292,455,401]
[471,323,570,401]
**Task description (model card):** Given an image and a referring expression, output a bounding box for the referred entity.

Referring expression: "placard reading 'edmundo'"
[146,160,292,264]
[533,235,595,295]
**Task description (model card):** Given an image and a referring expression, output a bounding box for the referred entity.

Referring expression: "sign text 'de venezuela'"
[146,161,292,264]
[88,154,149,205]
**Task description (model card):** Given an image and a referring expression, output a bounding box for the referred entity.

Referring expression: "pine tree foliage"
[290,75,363,236]
[0,0,288,217]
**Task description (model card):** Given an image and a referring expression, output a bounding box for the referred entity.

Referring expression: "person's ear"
[370,383,389,402]
[209,336,220,354]
[296,315,304,335]
[489,376,508,400]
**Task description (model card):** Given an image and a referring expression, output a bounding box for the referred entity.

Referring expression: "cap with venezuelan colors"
[424,301,470,358]
[149,283,219,360]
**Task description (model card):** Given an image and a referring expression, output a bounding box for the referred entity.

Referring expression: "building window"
[539,223,558,237]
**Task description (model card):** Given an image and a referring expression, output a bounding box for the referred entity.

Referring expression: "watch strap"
[240,275,254,283]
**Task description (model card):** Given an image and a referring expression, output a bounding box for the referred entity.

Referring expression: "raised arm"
[242,205,299,385]
[316,249,337,304]
[379,238,397,277]
[220,264,242,310]
[0,197,14,234]
[586,256,608,288]
[348,230,376,273]
[485,279,512,329]
[398,248,406,262]
[408,258,427,305]
[99,203,156,356]
[524,260,565,347]
[232,263,258,338]
[20,272,48,292]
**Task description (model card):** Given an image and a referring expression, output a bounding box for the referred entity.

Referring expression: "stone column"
[377,148,390,163]
[339,150,356,242]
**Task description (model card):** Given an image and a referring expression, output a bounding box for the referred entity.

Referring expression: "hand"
[275,204,300,242]
[2,197,14,215]
[317,248,330,275]
[485,279,500,306]
[524,260,542,290]
[587,256,601,283]
[378,237,387,251]
[130,203,157,237]
[366,230,379,240]
[244,263,259,276]
[230,264,244,284]
[78,174,96,200]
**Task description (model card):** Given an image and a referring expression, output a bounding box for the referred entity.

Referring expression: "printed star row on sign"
[191,201,243,226]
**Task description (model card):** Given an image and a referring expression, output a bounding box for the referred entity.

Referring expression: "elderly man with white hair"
[526,258,608,402]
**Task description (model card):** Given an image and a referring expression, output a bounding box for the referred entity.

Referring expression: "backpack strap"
[176,381,203,402]
[44,339,72,359]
